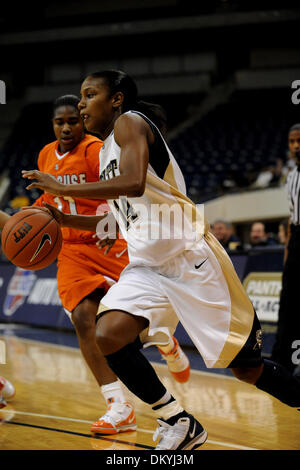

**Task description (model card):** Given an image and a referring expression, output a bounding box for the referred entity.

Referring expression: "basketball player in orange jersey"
[0,95,190,434]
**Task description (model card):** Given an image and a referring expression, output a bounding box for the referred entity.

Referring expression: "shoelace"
[97,403,129,427]
[153,419,187,450]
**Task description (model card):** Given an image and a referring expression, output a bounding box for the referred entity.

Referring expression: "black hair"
[87,70,167,135]
[289,123,300,133]
[212,219,233,229]
[53,94,80,116]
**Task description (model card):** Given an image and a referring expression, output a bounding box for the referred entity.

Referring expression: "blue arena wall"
[0,247,284,356]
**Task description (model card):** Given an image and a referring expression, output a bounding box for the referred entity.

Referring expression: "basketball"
[1,208,62,270]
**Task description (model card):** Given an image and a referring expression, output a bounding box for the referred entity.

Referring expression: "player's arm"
[0,210,10,229]
[42,202,109,232]
[283,218,291,264]
[21,114,150,199]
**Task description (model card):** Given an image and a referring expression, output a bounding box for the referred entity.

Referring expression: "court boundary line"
[1,409,259,450]
[5,420,153,450]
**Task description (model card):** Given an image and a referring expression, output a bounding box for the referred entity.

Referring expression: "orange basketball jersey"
[34,134,106,243]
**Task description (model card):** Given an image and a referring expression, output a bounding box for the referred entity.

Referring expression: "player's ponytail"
[88,70,167,135]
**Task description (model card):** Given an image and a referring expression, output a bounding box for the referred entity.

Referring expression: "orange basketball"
[1,208,62,270]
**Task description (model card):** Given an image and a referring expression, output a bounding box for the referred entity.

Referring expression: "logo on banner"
[243,272,282,322]
[3,267,37,316]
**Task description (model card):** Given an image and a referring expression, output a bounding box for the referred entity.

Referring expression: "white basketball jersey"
[99,111,208,266]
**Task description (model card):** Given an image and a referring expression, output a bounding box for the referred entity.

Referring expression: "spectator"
[251,153,296,190]
[251,163,275,189]
[249,222,278,247]
[211,219,241,251]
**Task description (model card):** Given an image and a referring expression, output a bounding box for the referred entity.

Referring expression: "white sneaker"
[90,402,137,435]
[158,337,190,383]
[153,414,207,450]
[0,377,15,400]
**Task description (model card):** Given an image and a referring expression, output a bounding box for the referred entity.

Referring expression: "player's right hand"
[42,202,66,226]
[21,205,53,217]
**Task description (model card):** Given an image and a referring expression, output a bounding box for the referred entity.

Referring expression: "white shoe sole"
[182,430,208,450]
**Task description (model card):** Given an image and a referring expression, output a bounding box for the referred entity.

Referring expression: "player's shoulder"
[81,134,102,148]
[40,140,57,154]
[114,112,151,138]
[117,111,147,126]
[78,134,103,157]
[38,141,57,165]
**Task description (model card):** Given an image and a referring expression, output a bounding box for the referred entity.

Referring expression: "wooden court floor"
[0,332,299,451]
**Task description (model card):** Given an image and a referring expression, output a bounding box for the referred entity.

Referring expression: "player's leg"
[271,246,300,373]
[96,310,207,450]
[56,244,137,433]
[71,288,119,388]
[224,295,300,409]
[71,288,137,434]
[231,360,300,408]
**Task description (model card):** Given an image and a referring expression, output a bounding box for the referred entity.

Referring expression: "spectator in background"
[249,222,278,247]
[278,219,289,245]
[211,219,241,251]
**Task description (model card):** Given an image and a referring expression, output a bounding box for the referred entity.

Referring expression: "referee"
[271,123,300,375]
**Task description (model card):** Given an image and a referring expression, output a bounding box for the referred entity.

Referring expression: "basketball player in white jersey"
[22,70,300,450]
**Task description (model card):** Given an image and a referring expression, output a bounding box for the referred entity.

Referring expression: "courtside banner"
[0,262,72,329]
[243,272,282,322]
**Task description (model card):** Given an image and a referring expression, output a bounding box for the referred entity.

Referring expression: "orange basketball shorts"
[56,240,128,314]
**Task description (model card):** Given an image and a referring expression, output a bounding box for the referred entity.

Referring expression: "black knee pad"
[105,338,166,404]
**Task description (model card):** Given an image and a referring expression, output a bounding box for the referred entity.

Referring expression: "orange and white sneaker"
[158,337,190,383]
[90,402,137,435]
[0,377,15,400]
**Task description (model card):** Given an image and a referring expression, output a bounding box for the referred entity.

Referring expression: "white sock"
[159,337,175,354]
[101,381,126,406]
[151,390,173,409]
[154,399,184,421]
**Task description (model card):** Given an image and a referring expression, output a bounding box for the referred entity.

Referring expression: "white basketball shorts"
[97,232,261,368]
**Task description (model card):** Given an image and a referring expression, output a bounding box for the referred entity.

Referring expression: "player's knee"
[71,302,95,335]
[95,311,139,355]
[95,319,122,355]
[231,366,262,384]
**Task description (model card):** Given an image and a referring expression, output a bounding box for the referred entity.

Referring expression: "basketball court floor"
[0,323,299,452]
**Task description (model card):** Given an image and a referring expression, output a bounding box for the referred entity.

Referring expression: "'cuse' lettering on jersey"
[100,159,118,181]
[56,173,87,184]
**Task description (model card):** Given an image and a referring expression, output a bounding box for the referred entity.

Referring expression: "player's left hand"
[21,170,64,196]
